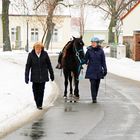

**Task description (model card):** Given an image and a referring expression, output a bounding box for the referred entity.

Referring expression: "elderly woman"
[85,37,107,103]
[25,42,54,110]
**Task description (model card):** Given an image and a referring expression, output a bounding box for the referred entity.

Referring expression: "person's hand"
[25,77,29,84]
[50,75,54,81]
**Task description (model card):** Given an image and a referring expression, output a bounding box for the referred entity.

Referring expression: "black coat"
[25,49,54,83]
[85,46,107,79]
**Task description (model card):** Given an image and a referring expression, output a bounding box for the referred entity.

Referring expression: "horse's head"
[72,36,85,64]
[72,36,84,49]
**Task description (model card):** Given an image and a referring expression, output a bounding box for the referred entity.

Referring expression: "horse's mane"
[62,40,73,58]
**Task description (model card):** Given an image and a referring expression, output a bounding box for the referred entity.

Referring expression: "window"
[31,28,39,42]
[52,28,58,42]
[11,28,16,41]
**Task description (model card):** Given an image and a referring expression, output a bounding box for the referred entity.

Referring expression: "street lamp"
[25,16,29,52]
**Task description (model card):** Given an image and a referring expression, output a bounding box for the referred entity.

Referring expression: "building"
[67,6,109,47]
[121,1,140,37]
[0,1,109,50]
[121,1,140,59]
[0,14,71,50]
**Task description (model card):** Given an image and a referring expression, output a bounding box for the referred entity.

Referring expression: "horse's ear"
[72,36,76,40]
[80,35,83,39]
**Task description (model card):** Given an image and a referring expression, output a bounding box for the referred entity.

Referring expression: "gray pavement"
[2,56,140,140]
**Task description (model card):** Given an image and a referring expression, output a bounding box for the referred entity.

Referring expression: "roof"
[121,0,140,20]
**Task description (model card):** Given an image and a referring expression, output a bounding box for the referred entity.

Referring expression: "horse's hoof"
[69,94,73,97]
[70,100,72,103]
[63,96,67,99]
[63,96,67,102]
[73,96,79,100]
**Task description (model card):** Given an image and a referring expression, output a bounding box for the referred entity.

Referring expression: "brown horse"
[57,36,85,102]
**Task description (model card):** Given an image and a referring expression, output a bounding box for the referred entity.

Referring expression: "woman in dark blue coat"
[85,37,107,103]
[25,42,54,109]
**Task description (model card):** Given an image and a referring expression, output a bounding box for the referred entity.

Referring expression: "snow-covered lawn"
[106,57,140,82]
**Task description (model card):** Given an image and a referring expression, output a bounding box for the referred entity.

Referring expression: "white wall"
[123,4,140,36]
[8,15,71,50]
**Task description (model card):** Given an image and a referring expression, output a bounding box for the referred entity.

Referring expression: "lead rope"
[79,68,84,80]
[73,43,84,80]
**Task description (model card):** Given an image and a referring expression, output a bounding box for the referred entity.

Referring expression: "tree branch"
[33,0,45,10]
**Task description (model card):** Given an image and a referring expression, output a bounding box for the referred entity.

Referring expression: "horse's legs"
[63,69,69,97]
[74,74,79,98]
[69,72,73,96]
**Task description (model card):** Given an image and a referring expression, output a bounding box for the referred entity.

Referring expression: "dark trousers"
[32,82,45,108]
[90,79,100,100]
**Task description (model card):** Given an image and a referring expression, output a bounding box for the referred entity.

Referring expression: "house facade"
[70,7,109,47]
[83,29,108,47]
[121,1,140,36]
[0,14,71,50]
[121,1,140,59]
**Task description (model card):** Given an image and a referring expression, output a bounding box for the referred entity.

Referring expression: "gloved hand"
[50,75,54,81]
[25,77,29,84]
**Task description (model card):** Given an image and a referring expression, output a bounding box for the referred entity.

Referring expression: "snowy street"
[0,49,140,139]
[1,54,140,140]
[1,0,140,139]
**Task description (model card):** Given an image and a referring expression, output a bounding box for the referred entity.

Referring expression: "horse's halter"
[73,39,84,75]
[73,40,84,64]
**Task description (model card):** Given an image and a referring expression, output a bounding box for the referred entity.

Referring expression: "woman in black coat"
[85,37,107,103]
[25,42,54,109]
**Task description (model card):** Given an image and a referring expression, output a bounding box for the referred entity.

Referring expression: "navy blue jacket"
[25,49,54,83]
[85,46,107,79]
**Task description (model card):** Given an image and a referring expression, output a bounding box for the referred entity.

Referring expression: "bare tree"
[2,0,11,51]
[91,0,138,43]
[10,0,29,14]
[67,0,91,37]
[76,0,87,36]
[33,0,63,50]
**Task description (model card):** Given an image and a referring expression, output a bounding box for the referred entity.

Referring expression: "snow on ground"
[106,57,140,82]
[0,48,140,138]
[0,50,59,138]
[103,47,140,82]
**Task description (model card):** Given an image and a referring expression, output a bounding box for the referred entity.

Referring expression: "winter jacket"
[85,45,107,79]
[25,49,54,83]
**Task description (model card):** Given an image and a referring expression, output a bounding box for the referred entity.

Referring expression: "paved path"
[2,56,140,140]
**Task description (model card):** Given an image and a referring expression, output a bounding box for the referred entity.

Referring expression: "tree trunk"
[108,14,117,44]
[79,1,85,36]
[44,20,55,50]
[2,0,11,51]
[44,6,55,50]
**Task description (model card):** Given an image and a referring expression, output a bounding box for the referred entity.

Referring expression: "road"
[2,56,140,140]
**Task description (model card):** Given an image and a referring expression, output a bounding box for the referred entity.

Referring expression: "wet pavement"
[2,56,140,140]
